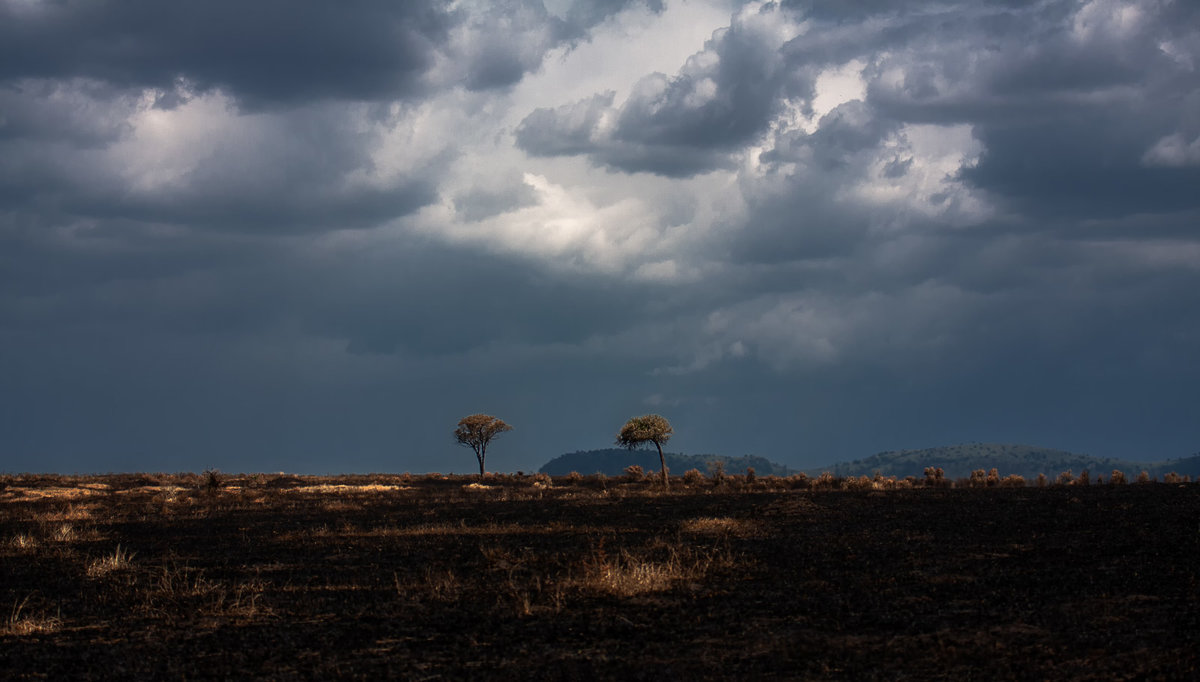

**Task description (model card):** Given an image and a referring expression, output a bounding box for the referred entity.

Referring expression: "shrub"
[564,471,583,486]
[759,475,783,490]
[203,469,223,493]
[744,467,756,485]
[788,473,810,489]
[969,470,987,488]
[999,474,1026,488]
[531,472,552,488]
[1077,470,1090,486]
[623,465,646,482]
[585,472,608,490]
[987,468,1000,487]
[923,467,947,488]
[844,475,873,491]
[1164,472,1183,484]
[1056,470,1074,486]
[1036,473,1047,488]
[814,472,837,489]
[682,469,705,486]
[707,461,726,484]
[1109,470,1127,485]
[1137,470,1151,484]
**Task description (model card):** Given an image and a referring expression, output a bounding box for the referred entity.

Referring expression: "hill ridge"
[538,449,795,477]
[804,443,1200,480]
[539,443,1200,481]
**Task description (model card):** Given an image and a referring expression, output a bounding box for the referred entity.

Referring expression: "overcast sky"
[2,0,1197,474]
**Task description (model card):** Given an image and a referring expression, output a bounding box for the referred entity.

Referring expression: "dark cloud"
[560,0,665,31]
[515,92,615,156]
[0,79,134,146]
[3,0,1199,474]
[963,119,1200,219]
[0,0,454,107]
[453,177,538,222]
[0,100,444,236]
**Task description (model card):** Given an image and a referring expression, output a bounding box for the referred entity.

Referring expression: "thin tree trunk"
[656,442,668,489]
[477,447,486,478]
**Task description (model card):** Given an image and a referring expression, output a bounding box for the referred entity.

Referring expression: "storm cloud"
[1,0,1197,474]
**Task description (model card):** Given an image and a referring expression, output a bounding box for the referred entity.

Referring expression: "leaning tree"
[616,414,674,488]
[454,414,512,477]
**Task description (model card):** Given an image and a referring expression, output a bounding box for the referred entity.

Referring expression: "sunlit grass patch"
[86,545,135,578]
[50,523,78,543]
[38,503,96,521]
[4,596,62,636]
[364,520,590,538]
[10,486,107,501]
[292,484,411,494]
[590,555,676,595]
[9,533,38,551]
[679,516,760,537]
[576,543,740,597]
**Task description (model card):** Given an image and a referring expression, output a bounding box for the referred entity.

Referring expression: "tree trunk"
[477,447,486,478]
[656,442,668,489]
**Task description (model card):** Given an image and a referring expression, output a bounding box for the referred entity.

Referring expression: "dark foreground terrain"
[2,473,1197,679]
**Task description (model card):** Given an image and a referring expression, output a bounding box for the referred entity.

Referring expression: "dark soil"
[1,475,1197,679]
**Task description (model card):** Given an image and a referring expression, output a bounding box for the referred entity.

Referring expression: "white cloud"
[811,59,867,125]
[851,123,991,227]
[1142,132,1200,167]
[414,172,672,274]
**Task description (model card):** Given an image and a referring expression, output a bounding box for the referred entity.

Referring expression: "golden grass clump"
[577,539,739,597]
[4,597,61,636]
[680,517,760,537]
[50,523,78,543]
[9,533,38,551]
[86,545,135,578]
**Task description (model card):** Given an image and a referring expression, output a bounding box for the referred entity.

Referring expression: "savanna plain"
[2,471,1197,680]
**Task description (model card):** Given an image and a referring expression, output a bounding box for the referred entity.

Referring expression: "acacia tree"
[454,414,512,477]
[616,414,673,488]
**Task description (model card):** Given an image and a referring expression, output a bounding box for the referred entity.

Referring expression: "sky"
[2,0,1198,474]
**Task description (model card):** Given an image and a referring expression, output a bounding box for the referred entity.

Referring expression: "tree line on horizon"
[455,413,1200,485]
[455,412,674,485]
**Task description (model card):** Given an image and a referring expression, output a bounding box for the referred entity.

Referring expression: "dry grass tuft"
[9,533,38,551]
[293,484,410,494]
[4,596,62,636]
[577,542,738,597]
[50,523,78,543]
[86,545,135,578]
[680,517,760,537]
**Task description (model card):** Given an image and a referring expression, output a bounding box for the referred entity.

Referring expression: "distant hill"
[805,443,1200,481]
[539,449,796,477]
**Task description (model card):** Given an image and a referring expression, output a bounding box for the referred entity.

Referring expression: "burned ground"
[2,474,1197,679]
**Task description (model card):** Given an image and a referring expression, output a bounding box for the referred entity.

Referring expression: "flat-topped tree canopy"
[454,414,512,477]
[617,414,673,488]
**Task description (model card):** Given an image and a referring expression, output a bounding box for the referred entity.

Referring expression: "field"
[2,473,1198,679]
